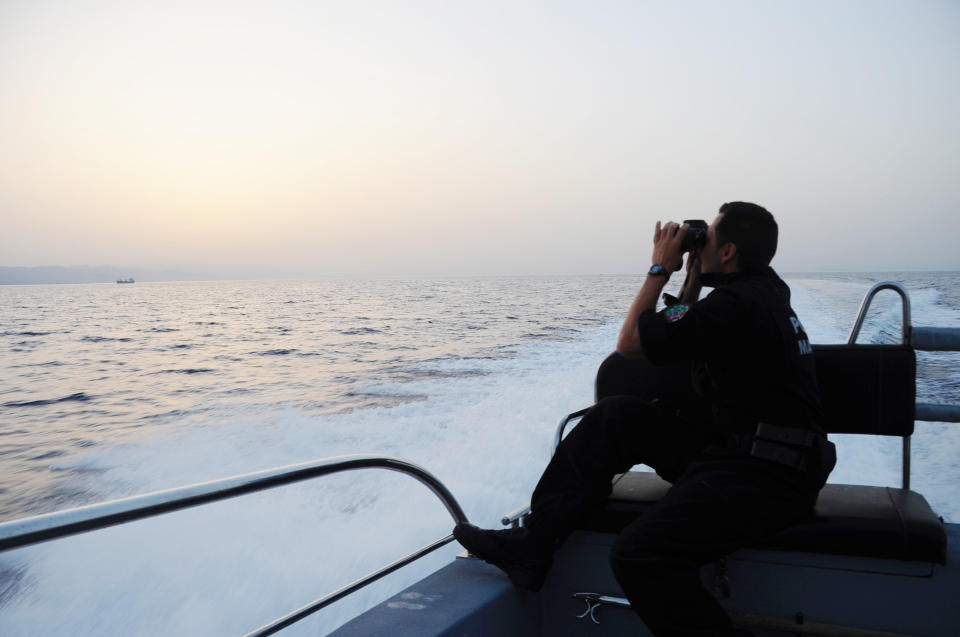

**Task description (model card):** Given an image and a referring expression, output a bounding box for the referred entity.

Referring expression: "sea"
[1,272,958,636]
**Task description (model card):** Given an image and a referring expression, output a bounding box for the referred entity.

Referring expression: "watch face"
[649,264,667,276]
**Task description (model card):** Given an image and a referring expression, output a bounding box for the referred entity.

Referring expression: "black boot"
[453,523,554,592]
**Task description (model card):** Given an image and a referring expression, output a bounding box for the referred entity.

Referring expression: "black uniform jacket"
[637,267,822,435]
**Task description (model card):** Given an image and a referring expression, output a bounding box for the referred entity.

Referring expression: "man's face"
[699,214,725,274]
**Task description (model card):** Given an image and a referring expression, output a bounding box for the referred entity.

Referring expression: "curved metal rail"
[845,281,960,490]
[847,281,911,345]
[846,282,913,488]
[0,454,468,636]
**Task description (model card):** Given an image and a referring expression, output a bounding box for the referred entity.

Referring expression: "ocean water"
[0,272,957,636]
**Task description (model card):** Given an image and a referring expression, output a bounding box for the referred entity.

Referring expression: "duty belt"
[744,422,818,471]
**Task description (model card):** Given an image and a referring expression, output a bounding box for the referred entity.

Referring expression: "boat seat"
[577,346,948,564]
[580,471,947,564]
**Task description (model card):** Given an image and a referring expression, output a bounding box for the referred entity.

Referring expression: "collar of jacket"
[700,266,775,288]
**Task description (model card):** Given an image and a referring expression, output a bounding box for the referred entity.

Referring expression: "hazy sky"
[2,1,958,276]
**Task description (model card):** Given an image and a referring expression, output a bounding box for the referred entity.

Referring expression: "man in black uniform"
[454,202,836,636]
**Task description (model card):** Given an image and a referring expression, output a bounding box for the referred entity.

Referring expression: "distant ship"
[116,278,135,284]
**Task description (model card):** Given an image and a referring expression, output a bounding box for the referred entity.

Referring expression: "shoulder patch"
[664,304,690,323]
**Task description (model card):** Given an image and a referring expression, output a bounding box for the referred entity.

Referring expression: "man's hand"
[652,221,688,272]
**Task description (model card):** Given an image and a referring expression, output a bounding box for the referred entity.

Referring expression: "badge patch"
[664,304,689,323]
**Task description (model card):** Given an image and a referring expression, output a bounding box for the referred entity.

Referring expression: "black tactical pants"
[526,396,830,637]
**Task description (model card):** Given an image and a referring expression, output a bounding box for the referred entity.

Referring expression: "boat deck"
[332,520,959,636]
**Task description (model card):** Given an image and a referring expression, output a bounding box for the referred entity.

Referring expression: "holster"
[747,422,818,471]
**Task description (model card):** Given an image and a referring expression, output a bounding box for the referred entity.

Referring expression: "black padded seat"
[581,472,947,564]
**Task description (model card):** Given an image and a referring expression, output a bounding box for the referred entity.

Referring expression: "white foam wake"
[0,321,617,636]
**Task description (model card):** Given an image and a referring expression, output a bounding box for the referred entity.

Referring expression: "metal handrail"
[847,281,911,345]
[247,534,456,637]
[846,282,914,489]
[0,454,468,636]
[846,282,960,488]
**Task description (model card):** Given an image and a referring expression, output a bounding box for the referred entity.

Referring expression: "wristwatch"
[648,264,669,277]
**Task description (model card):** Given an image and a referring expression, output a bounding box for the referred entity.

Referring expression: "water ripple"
[3,392,92,408]
[2,330,55,337]
[340,327,383,335]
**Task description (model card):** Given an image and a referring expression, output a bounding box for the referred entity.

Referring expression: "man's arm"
[617,221,687,356]
[677,253,703,304]
[617,274,669,355]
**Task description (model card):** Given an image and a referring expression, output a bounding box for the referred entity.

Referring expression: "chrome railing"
[847,281,912,345]
[0,454,468,637]
[847,281,960,490]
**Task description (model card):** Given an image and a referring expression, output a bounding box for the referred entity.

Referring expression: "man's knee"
[610,527,657,576]
[609,544,687,600]
[584,395,656,433]
[558,396,673,477]
[593,394,644,412]
[608,518,694,573]
[609,531,703,599]
[562,396,637,445]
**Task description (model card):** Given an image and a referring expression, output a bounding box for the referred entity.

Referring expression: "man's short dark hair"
[716,202,778,270]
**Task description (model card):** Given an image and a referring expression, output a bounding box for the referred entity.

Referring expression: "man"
[454,202,836,636]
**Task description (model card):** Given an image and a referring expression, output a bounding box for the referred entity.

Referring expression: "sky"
[1,0,958,276]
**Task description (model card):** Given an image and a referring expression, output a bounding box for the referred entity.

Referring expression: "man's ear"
[719,242,737,265]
